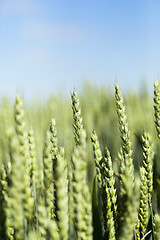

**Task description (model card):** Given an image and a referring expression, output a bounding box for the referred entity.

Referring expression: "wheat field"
[0,81,160,240]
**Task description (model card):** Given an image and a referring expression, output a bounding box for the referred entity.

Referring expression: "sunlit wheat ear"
[82,184,93,240]
[100,148,116,240]
[43,130,54,219]
[50,118,58,159]
[54,147,69,240]
[14,95,34,225]
[28,128,39,230]
[72,129,92,239]
[5,128,15,240]
[71,89,83,145]
[37,197,59,240]
[102,185,116,240]
[141,132,154,205]
[68,151,74,238]
[115,84,139,240]
[91,130,103,188]
[154,80,160,139]
[116,171,139,240]
[28,127,37,190]
[91,133,117,238]
[49,118,58,219]
[6,129,24,240]
[118,147,125,178]
[137,167,149,237]
[135,218,140,240]
[115,83,134,185]
[103,147,117,219]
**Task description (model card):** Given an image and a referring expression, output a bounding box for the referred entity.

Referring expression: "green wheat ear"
[6,129,25,240]
[49,118,58,219]
[136,167,149,238]
[28,127,37,190]
[14,95,34,225]
[101,148,116,240]
[71,88,83,145]
[91,130,103,188]
[54,147,69,240]
[141,132,154,206]
[154,80,160,138]
[28,128,39,231]
[43,130,54,219]
[103,147,117,219]
[37,197,59,240]
[71,89,93,239]
[118,147,125,180]
[141,131,155,239]
[115,84,138,240]
[50,118,58,158]
[115,83,134,184]
[91,131,117,239]
[72,129,93,240]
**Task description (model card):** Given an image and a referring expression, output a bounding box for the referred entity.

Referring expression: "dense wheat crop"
[0,81,160,239]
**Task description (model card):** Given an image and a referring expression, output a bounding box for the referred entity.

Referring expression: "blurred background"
[0,0,160,101]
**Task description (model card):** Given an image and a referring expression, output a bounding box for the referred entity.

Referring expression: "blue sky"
[0,0,160,100]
